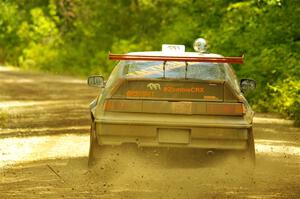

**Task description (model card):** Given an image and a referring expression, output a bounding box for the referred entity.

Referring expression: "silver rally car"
[87,39,256,166]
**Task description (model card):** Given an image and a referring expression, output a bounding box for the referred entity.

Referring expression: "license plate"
[158,128,190,144]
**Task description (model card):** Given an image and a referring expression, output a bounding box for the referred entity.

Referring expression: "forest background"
[0,0,299,125]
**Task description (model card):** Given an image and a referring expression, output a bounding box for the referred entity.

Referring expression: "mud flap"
[88,122,101,167]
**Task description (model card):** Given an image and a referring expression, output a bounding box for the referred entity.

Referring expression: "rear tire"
[88,122,101,167]
[245,127,256,166]
[239,127,256,171]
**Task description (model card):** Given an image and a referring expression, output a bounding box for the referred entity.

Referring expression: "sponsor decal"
[147,83,161,90]
[204,96,217,100]
[127,84,204,98]
[126,90,154,97]
[163,86,204,93]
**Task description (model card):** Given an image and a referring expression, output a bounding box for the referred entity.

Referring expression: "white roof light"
[193,38,207,53]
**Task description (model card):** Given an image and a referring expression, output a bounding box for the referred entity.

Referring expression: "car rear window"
[121,61,226,81]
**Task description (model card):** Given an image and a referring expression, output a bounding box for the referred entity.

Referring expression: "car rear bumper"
[95,112,252,150]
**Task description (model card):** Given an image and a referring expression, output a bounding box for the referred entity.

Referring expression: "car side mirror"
[87,76,105,88]
[240,79,256,93]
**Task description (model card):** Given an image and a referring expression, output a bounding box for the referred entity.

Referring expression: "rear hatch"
[110,78,224,101]
[104,78,244,116]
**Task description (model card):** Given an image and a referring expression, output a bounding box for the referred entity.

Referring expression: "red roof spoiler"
[109,53,244,64]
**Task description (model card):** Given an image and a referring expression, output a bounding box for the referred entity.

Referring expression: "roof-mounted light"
[193,38,207,53]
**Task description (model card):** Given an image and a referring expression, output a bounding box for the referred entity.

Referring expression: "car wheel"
[88,122,101,167]
[247,127,256,165]
[240,127,256,169]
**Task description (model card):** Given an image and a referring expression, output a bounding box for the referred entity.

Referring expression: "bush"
[268,78,300,126]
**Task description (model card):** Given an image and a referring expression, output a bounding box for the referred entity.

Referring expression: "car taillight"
[104,99,246,116]
[104,99,141,112]
[104,100,123,111]
[207,103,245,115]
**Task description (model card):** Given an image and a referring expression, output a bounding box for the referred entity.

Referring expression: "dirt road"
[0,66,300,199]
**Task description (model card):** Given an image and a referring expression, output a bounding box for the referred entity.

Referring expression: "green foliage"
[268,78,300,126]
[0,1,21,64]
[0,0,299,125]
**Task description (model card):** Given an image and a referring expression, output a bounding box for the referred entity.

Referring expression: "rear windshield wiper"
[163,61,166,78]
[185,61,188,79]
[162,61,189,79]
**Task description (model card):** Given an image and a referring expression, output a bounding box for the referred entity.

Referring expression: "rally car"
[87,38,256,166]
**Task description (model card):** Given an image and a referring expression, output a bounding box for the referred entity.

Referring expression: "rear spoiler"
[109,53,244,64]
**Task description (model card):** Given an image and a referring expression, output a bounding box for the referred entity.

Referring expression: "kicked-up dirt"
[0,66,300,199]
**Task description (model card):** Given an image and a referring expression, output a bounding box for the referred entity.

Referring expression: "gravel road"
[0,66,299,199]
